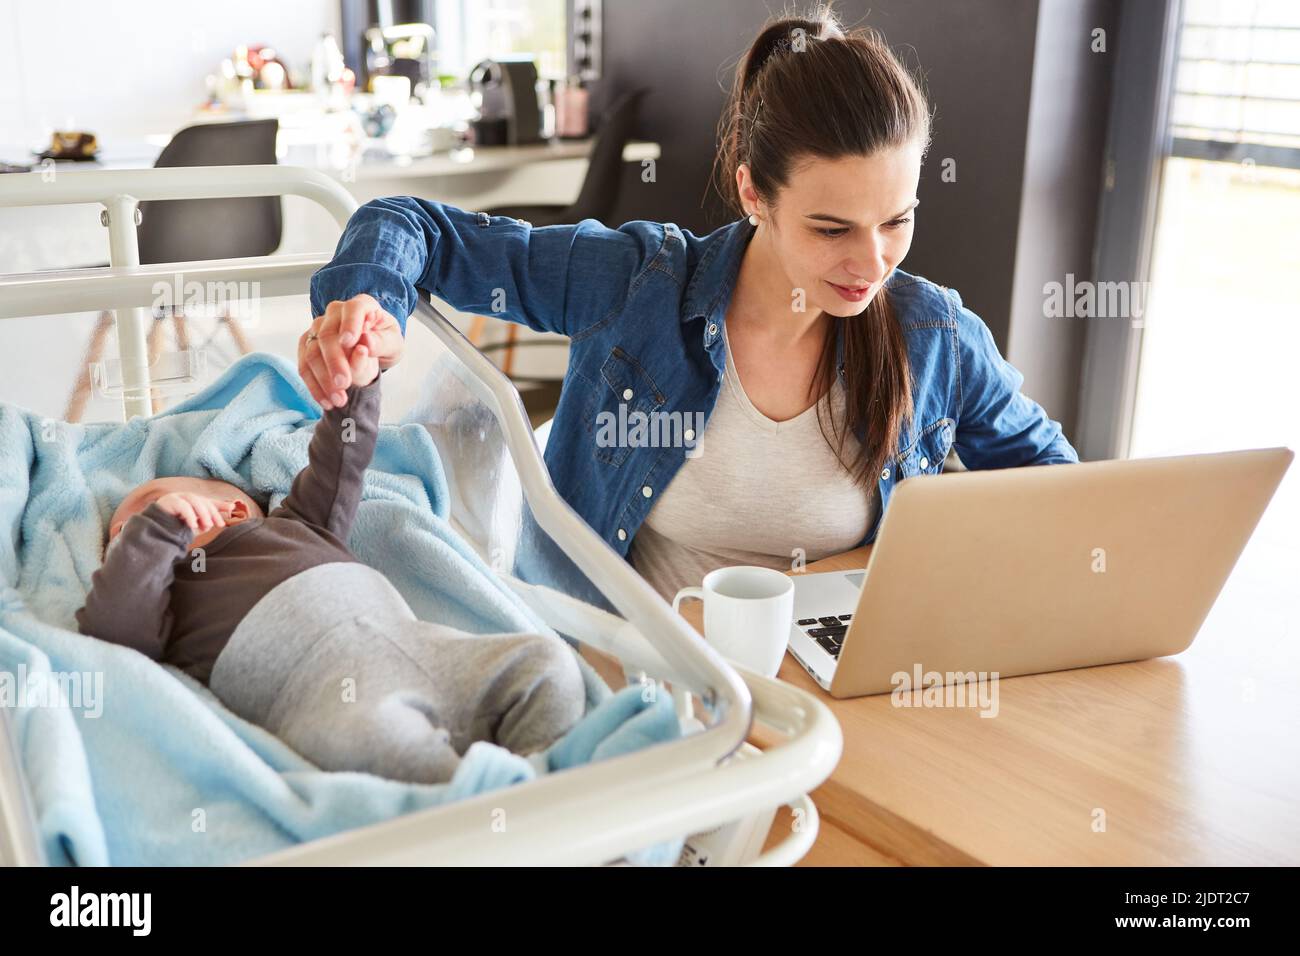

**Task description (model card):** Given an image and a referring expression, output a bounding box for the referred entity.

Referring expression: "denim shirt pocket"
[584,346,667,467]
[894,416,956,478]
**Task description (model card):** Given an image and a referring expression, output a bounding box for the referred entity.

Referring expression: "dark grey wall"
[1007,0,1117,438]
[582,0,1117,438]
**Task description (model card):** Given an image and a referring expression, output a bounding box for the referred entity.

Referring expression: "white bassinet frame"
[0,166,842,866]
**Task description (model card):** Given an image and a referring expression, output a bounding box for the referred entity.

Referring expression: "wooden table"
[669,545,1300,865]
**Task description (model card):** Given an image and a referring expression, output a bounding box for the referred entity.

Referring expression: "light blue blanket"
[0,353,680,866]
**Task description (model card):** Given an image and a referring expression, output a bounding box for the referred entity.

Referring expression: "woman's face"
[739,141,923,317]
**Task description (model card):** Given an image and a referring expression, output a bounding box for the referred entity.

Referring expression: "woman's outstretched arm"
[302,197,666,405]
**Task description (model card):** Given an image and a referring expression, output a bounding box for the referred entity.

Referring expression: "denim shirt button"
[881,467,891,480]
[617,528,627,541]
[920,456,929,470]
[684,428,695,441]
[476,211,490,227]
[708,323,718,336]
[642,485,652,497]
[622,387,633,400]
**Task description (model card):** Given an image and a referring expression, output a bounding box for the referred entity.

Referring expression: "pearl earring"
[749,213,759,226]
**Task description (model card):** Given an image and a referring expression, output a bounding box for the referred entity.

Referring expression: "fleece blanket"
[0,352,680,866]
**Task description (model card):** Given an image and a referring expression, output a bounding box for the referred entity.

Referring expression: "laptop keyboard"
[795,613,852,658]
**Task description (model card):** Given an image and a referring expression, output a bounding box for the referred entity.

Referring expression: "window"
[435,0,567,81]
[1128,0,1299,604]
[1170,0,1300,167]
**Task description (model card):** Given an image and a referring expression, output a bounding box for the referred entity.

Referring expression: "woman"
[300,6,1078,603]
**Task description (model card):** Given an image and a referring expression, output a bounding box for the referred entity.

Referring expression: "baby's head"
[109,477,264,549]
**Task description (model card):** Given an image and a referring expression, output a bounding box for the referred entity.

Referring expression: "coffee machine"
[467,57,542,146]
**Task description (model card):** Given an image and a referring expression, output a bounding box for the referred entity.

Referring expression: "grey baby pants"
[208,562,585,784]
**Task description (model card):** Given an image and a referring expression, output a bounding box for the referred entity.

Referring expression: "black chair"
[137,118,281,264]
[483,88,647,227]
[475,90,646,419]
[65,120,281,421]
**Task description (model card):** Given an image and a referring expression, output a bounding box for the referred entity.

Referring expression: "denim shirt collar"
[680,216,847,382]
[680,216,753,327]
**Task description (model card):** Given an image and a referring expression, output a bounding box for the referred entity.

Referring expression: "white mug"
[672,565,794,678]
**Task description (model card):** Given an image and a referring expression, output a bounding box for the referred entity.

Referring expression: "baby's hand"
[154,492,234,536]
[347,318,381,388]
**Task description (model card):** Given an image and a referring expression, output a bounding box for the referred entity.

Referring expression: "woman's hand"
[300,295,405,408]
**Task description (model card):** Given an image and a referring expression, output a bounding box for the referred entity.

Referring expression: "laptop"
[786,446,1293,698]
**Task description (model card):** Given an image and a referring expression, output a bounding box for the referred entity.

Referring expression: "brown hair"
[713,3,932,491]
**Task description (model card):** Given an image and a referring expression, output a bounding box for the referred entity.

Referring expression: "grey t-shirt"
[629,325,878,602]
[75,377,381,683]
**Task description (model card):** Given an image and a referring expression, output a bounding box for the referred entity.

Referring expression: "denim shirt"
[310,198,1078,564]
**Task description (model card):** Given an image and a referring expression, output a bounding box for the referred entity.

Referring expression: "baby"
[75,328,585,784]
